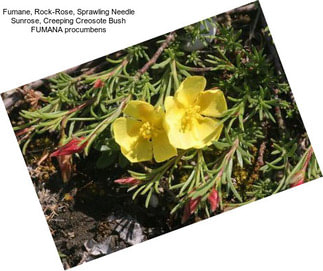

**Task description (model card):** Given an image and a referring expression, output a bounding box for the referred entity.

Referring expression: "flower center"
[181,105,201,132]
[139,121,154,140]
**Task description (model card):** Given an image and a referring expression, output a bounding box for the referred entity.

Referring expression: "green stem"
[171,60,179,90]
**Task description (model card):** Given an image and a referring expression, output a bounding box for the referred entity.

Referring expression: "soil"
[2,59,192,270]
[31,150,180,269]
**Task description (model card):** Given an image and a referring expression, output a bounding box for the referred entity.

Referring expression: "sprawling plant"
[13,14,321,223]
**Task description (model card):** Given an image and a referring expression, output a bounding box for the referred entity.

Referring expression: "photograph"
[1,1,321,269]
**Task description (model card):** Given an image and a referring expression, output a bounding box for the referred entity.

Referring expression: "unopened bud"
[93,79,104,89]
[114,177,140,185]
[208,188,219,212]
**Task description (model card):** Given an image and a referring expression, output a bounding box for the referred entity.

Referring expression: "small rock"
[84,238,112,257]
[67,232,75,239]
[149,193,159,208]
[113,216,145,245]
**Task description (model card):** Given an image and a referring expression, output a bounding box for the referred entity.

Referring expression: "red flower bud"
[189,197,201,214]
[290,147,313,188]
[181,202,191,224]
[290,171,305,188]
[290,178,304,187]
[181,197,201,224]
[50,137,87,157]
[114,177,140,185]
[93,79,104,89]
[208,188,219,212]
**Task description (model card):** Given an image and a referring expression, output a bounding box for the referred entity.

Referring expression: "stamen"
[181,105,201,132]
[139,122,154,140]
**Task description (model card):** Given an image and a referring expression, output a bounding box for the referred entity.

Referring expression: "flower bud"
[291,179,304,187]
[290,171,305,188]
[50,137,87,157]
[114,177,140,185]
[181,203,191,224]
[93,79,104,89]
[181,197,201,224]
[208,188,219,212]
[189,197,201,214]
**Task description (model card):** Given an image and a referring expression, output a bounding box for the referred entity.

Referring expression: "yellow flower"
[164,76,227,149]
[112,100,177,163]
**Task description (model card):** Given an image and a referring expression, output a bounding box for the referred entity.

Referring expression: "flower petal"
[123,100,155,122]
[152,130,177,162]
[120,137,153,163]
[196,89,227,117]
[164,99,200,150]
[165,96,180,111]
[150,106,164,128]
[175,76,206,107]
[112,117,141,151]
[192,116,223,148]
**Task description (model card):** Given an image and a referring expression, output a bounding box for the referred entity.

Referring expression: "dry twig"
[135,31,176,78]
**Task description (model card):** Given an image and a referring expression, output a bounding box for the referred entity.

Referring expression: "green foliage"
[14,11,321,223]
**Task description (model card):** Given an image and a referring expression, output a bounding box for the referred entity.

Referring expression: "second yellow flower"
[164,76,227,149]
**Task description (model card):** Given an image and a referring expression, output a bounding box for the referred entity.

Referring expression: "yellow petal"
[150,106,164,128]
[112,117,141,151]
[124,100,164,128]
[175,76,206,107]
[120,137,153,163]
[196,89,227,117]
[165,96,177,111]
[152,130,177,162]
[164,105,200,150]
[124,101,155,122]
[193,116,223,148]
[166,128,200,150]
